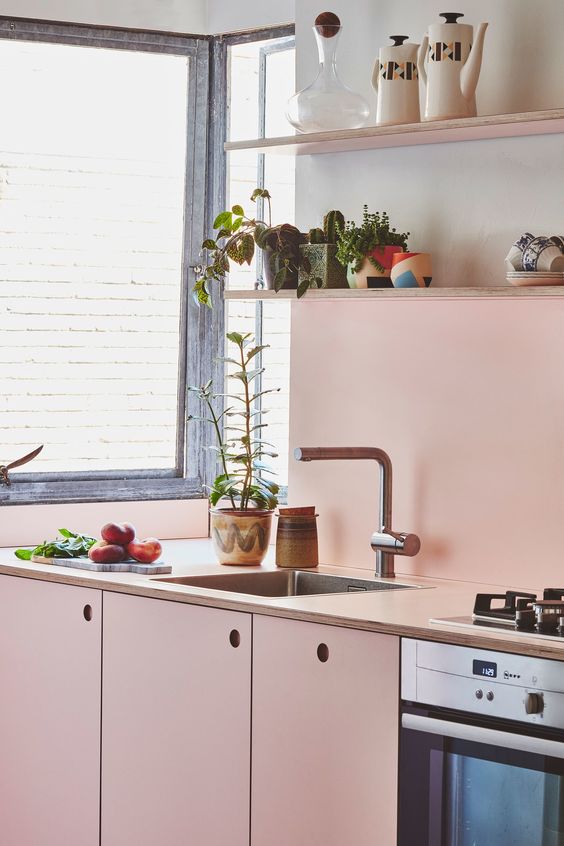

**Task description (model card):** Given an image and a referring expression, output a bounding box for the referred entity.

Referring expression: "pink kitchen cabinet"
[0,575,102,846]
[251,615,400,846]
[101,592,251,846]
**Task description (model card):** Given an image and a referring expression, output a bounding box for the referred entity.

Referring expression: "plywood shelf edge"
[224,287,564,301]
[224,109,564,156]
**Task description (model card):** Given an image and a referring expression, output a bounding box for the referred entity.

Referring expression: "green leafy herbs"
[188,332,280,511]
[193,188,322,307]
[335,206,410,273]
[15,528,97,561]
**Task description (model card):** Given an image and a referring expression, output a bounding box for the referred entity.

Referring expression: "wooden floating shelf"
[225,287,564,301]
[224,109,564,156]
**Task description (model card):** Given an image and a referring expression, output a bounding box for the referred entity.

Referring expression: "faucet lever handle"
[371,531,421,557]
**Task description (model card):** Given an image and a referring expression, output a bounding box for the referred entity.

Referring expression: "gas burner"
[532,599,564,632]
[469,588,564,636]
[473,591,537,624]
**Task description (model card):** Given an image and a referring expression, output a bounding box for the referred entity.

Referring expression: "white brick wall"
[0,41,188,473]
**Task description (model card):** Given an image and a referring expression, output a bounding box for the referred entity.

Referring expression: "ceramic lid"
[439,12,465,23]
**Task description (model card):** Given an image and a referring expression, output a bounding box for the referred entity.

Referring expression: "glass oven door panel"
[444,752,548,845]
[399,710,564,846]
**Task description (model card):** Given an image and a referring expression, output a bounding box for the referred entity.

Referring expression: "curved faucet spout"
[294,446,420,578]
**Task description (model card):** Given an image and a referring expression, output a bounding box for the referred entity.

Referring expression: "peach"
[127,538,162,564]
[88,540,127,564]
[101,522,136,546]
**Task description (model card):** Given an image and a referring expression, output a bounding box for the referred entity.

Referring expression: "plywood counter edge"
[1,562,563,661]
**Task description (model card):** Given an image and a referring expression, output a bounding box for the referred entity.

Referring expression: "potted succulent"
[193,188,322,306]
[299,210,349,290]
[335,206,410,289]
[188,331,280,566]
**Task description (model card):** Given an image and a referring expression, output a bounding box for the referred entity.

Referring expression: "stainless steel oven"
[399,639,564,846]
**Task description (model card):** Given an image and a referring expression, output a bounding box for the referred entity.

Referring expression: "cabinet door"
[0,576,101,846]
[252,616,399,846]
[102,592,251,846]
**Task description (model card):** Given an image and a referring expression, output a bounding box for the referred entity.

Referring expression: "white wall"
[294,1,564,287]
[0,0,295,34]
[207,0,294,35]
[288,1,564,586]
[0,0,207,32]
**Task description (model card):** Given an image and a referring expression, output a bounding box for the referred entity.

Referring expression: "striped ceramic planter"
[348,246,404,289]
[210,509,273,566]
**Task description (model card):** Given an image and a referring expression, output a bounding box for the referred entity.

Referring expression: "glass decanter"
[286,13,370,133]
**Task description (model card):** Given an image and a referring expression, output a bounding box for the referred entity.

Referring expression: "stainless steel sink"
[152,570,419,598]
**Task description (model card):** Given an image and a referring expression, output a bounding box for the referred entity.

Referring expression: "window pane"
[225,36,295,488]
[0,40,188,473]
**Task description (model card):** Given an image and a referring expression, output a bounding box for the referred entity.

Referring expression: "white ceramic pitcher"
[418,12,488,121]
[372,35,420,126]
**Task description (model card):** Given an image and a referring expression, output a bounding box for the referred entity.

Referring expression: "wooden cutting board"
[30,555,172,575]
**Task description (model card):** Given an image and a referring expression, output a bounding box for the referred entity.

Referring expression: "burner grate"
[473,591,537,621]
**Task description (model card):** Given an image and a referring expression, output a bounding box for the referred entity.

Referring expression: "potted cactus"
[299,210,348,291]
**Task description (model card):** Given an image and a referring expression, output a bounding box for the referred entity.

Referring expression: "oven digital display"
[473,659,497,678]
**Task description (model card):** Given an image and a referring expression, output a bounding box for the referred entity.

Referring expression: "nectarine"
[101,522,136,546]
[127,538,162,564]
[89,541,127,564]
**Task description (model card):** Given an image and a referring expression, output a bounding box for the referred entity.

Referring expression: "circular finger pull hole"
[83,604,93,622]
[229,629,241,648]
[317,643,329,663]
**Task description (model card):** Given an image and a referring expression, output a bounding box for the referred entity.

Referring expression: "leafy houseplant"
[335,206,410,288]
[194,188,322,307]
[299,210,349,290]
[188,331,280,566]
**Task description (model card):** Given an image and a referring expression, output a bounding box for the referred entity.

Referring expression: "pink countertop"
[1,538,562,660]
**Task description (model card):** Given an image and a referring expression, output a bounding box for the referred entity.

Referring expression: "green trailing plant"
[194,188,322,306]
[188,332,280,511]
[335,206,410,273]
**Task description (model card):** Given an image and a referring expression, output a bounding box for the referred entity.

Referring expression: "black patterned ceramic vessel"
[210,509,273,566]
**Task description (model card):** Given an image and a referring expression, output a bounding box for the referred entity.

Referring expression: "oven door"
[399,705,564,846]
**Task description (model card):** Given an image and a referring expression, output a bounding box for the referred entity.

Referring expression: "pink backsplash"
[288,298,564,592]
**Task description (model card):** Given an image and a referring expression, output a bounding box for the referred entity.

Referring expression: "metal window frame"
[221,27,295,503]
[0,16,223,506]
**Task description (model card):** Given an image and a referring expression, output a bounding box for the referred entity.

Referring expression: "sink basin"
[152,570,419,598]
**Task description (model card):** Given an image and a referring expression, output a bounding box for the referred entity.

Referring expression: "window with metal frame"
[221,26,296,495]
[0,16,223,506]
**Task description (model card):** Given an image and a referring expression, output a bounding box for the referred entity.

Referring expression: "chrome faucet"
[294,447,420,578]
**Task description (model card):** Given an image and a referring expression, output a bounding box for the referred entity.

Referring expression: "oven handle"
[402,713,564,759]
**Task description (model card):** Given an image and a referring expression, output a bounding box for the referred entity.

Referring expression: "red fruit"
[88,541,127,564]
[127,538,162,564]
[101,522,136,546]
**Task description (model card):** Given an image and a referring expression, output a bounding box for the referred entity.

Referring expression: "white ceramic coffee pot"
[372,35,420,126]
[418,12,488,121]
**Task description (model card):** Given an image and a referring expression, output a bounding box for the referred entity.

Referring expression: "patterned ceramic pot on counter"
[210,509,273,566]
[348,245,404,289]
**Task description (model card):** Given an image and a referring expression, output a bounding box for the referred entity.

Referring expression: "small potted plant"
[335,206,410,289]
[188,331,280,566]
[299,210,348,290]
[193,188,322,306]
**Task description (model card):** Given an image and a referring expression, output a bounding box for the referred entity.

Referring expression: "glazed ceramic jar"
[373,35,421,126]
[418,12,488,121]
